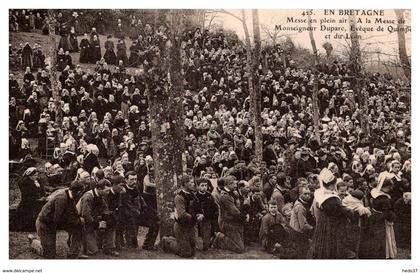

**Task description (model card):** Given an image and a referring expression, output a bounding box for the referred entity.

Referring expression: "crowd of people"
[9,12,411,259]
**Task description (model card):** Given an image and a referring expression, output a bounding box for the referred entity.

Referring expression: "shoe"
[160,236,170,253]
[67,254,89,259]
[142,245,158,251]
[104,250,120,257]
[210,232,222,249]
[78,254,89,259]
[27,234,35,244]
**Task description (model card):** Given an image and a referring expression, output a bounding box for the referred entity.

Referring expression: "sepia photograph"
[7,8,411,262]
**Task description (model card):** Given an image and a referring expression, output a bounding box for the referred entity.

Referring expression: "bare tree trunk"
[220,9,263,172]
[349,13,369,136]
[146,10,186,238]
[147,85,177,238]
[251,9,263,173]
[307,10,320,143]
[168,10,186,178]
[240,10,254,121]
[311,76,321,144]
[395,9,411,81]
[307,11,319,65]
[47,10,61,125]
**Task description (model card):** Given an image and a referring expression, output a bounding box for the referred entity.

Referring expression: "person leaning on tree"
[161,174,203,257]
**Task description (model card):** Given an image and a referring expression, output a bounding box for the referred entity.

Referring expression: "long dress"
[312,196,350,259]
[116,43,128,66]
[359,193,397,259]
[69,32,79,52]
[57,52,67,72]
[90,39,102,64]
[128,45,140,67]
[103,40,117,65]
[129,23,139,40]
[21,44,33,70]
[115,26,125,40]
[79,38,91,63]
[32,49,45,70]
[15,176,46,231]
[58,28,72,52]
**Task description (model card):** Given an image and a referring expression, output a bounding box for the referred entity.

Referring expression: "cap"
[350,189,364,200]
[97,179,111,188]
[111,175,125,185]
[69,180,85,191]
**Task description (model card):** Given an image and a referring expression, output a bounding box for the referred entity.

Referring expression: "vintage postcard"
[4,5,415,273]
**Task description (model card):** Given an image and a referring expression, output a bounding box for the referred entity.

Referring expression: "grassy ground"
[9,229,277,259]
[10,30,139,81]
[9,229,411,259]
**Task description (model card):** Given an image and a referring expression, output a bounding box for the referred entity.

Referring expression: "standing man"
[31,181,85,258]
[161,175,203,257]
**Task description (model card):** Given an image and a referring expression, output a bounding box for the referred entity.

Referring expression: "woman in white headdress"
[359,176,397,259]
[311,168,352,258]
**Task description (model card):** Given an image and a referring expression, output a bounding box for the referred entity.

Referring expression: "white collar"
[68,190,74,199]
[314,188,340,208]
[371,188,391,199]
[182,189,191,195]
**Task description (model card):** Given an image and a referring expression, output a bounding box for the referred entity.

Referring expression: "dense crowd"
[9,12,411,259]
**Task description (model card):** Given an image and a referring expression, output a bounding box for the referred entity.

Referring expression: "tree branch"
[221,9,244,23]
